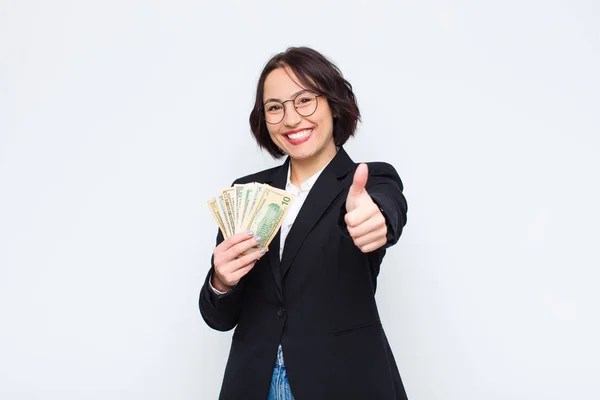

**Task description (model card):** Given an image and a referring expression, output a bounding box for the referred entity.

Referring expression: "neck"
[289,143,337,187]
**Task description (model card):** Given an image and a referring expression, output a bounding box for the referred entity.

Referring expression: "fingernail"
[255,236,262,243]
[247,231,254,236]
[260,247,266,254]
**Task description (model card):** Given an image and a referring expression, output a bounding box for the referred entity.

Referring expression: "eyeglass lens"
[264,93,318,124]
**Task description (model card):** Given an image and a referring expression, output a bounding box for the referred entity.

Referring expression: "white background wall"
[1,1,599,399]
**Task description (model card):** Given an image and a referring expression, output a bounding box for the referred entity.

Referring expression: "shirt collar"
[285,160,330,192]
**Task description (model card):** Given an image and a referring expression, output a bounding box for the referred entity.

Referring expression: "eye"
[266,104,282,112]
[295,96,315,106]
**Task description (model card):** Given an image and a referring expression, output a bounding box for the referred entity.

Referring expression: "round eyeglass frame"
[263,92,322,125]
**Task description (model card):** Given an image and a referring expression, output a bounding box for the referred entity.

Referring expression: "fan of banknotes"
[207,183,296,252]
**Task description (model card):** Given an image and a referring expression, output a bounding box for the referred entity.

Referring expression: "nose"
[282,101,301,127]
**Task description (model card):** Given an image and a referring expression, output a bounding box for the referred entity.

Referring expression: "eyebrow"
[263,89,310,104]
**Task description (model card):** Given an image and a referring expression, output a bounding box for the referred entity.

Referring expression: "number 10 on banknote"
[207,183,296,252]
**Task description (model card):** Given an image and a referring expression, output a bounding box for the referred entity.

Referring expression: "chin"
[289,150,319,162]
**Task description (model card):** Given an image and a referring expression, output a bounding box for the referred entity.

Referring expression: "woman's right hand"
[211,231,266,293]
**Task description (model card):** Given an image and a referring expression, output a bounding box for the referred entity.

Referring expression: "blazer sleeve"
[338,162,408,248]
[198,219,244,332]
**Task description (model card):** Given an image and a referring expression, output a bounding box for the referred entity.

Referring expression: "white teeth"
[287,129,312,140]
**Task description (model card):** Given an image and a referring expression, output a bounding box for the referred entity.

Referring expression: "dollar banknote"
[207,183,295,253]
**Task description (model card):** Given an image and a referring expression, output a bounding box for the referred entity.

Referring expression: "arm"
[199,227,265,331]
[363,162,408,248]
[198,229,244,332]
[338,162,408,250]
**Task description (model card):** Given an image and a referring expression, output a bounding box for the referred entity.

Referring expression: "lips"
[284,128,313,145]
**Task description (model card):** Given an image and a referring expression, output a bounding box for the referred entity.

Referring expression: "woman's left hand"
[344,163,388,253]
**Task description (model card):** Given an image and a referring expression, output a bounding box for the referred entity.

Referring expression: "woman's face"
[263,67,335,164]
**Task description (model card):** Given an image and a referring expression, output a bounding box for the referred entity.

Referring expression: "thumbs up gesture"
[344,163,388,253]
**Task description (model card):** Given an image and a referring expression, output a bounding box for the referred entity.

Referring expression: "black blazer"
[199,147,409,399]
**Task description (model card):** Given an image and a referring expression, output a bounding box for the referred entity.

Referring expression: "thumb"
[347,163,368,202]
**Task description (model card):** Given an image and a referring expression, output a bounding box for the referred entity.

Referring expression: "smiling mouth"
[286,129,313,140]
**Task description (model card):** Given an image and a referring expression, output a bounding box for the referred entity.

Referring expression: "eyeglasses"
[263,91,322,124]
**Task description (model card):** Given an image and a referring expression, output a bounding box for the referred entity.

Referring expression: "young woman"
[199,47,409,400]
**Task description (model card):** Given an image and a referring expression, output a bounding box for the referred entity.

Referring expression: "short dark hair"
[249,47,361,159]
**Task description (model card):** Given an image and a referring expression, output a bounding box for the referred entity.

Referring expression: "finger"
[228,261,256,283]
[214,234,259,266]
[218,230,256,251]
[216,247,262,282]
[344,202,378,228]
[357,238,387,253]
[347,163,369,200]
[352,225,387,248]
[223,234,264,261]
[347,212,386,238]
[228,247,266,272]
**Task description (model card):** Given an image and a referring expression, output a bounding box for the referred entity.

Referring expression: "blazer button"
[277,307,285,318]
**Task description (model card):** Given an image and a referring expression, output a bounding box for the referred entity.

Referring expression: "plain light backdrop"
[1,1,599,399]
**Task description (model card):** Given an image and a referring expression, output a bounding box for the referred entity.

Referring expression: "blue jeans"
[267,345,295,400]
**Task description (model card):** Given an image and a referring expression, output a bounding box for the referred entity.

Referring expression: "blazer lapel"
[264,158,289,302]
[280,147,355,279]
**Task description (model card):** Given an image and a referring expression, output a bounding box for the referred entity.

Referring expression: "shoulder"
[360,161,404,190]
[231,165,281,185]
[364,161,400,176]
